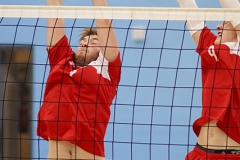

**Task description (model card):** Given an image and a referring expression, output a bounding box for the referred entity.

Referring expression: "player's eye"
[91,40,98,44]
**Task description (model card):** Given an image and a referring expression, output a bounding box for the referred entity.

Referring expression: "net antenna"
[0,5,240,20]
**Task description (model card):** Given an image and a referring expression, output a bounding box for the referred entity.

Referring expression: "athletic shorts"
[185,144,240,160]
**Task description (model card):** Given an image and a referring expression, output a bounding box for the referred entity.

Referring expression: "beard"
[74,51,99,67]
[75,53,90,67]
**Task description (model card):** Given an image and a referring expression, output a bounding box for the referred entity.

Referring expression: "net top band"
[1,5,240,21]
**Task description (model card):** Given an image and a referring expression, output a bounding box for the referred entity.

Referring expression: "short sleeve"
[108,52,122,85]
[47,35,74,69]
[196,27,216,54]
[196,27,218,73]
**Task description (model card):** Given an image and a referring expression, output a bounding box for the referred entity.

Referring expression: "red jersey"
[37,35,121,157]
[193,27,240,144]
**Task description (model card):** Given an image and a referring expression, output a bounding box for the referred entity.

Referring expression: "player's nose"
[216,24,223,31]
[80,42,88,47]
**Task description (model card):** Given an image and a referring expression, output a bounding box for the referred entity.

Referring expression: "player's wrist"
[46,0,63,6]
[219,0,240,28]
[92,0,108,6]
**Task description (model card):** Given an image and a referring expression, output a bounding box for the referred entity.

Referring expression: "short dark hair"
[79,28,97,41]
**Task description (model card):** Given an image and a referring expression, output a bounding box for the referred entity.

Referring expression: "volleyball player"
[177,0,240,159]
[37,0,121,159]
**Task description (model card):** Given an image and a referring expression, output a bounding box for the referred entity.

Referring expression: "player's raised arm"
[177,0,205,45]
[46,0,65,49]
[219,0,240,37]
[91,0,119,62]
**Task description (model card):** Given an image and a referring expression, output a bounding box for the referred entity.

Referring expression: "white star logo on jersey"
[69,70,77,77]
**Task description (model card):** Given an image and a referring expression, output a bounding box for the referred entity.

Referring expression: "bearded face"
[75,35,100,67]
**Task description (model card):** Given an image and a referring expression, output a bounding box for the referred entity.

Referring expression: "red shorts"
[185,146,240,160]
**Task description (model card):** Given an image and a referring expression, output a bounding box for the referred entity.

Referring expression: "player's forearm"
[46,0,62,6]
[219,0,240,36]
[91,0,111,33]
[177,0,204,33]
[91,0,119,62]
[95,19,119,60]
[91,0,108,6]
[177,0,204,45]
[219,0,240,9]
[46,0,65,48]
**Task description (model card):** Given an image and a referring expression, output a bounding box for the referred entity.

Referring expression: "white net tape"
[0,5,240,20]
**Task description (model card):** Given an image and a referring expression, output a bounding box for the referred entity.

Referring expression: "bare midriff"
[198,120,240,150]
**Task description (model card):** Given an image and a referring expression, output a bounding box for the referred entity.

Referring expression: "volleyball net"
[1,5,240,20]
[0,5,240,160]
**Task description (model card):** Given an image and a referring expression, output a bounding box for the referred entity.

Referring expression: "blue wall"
[0,0,222,159]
